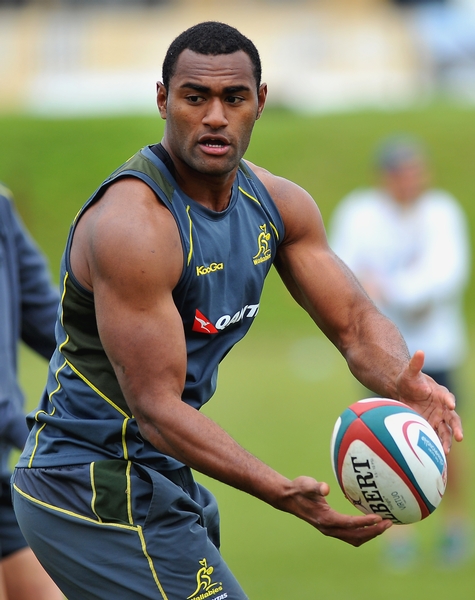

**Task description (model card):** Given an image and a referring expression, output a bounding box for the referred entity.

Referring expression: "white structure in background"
[268,4,418,113]
[0,0,471,116]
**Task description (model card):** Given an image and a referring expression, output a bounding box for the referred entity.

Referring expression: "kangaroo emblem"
[253,224,271,260]
[195,316,213,333]
[187,558,221,599]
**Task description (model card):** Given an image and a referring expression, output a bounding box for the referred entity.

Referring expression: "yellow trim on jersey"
[90,462,101,522]
[61,273,129,416]
[186,205,193,266]
[238,186,260,204]
[59,271,69,328]
[72,207,83,223]
[269,222,279,240]
[27,360,67,468]
[58,271,132,460]
[64,359,130,419]
[13,484,169,600]
[239,186,280,241]
[126,460,133,524]
[13,483,136,529]
[27,421,46,469]
[137,526,169,599]
[122,419,131,463]
[64,359,131,459]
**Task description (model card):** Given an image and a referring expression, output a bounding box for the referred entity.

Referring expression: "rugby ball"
[330,398,447,524]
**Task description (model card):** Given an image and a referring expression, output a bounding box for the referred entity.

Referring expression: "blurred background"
[1,0,475,598]
[2,0,475,115]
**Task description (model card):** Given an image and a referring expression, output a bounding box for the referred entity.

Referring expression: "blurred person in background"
[0,184,62,600]
[329,134,472,569]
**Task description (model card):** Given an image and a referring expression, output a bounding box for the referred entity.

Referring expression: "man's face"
[157,49,267,178]
[382,158,429,205]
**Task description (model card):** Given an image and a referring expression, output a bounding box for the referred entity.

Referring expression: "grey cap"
[375,135,426,172]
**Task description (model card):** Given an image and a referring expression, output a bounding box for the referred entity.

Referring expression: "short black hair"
[162,21,262,92]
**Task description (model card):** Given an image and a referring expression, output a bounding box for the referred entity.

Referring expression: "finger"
[346,520,393,547]
[346,513,385,527]
[436,420,453,454]
[443,390,456,412]
[407,350,425,377]
[446,411,464,442]
[319,511,384,530]
[320,519,393,547]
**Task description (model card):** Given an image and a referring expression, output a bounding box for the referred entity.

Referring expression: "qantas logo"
[193,310,219,334]
[192,304,259,334]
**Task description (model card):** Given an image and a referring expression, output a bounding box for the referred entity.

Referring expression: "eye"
[186,95,204,104]
[226,96,244,105]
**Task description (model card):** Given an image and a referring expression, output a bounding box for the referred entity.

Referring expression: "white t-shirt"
[329,188,470,371]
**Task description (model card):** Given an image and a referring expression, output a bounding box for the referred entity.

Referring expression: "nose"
[202,98,228,129]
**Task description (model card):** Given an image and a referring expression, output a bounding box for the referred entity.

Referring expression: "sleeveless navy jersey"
[18,146,285,471]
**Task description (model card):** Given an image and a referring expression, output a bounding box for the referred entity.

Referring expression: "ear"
[156,82,167,119]
[256,83,268,120]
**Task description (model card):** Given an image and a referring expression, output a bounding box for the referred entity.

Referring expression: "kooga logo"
[196,262,224,276]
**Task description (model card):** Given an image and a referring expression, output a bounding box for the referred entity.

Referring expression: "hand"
[395,350,463,453]
[279,476,392,547]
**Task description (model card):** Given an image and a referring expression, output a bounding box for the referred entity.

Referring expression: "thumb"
[407,350,425,378]
[317,481,330,497]
[294,476,330,498]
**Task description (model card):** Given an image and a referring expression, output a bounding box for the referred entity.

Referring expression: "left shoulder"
[243,160,311,202]
[242,160,325,243]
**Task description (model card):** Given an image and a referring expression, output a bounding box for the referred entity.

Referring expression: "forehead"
[170,49,256,90]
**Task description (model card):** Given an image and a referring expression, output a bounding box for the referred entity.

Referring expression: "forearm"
[340,306,411,399]
[135,395,293,510]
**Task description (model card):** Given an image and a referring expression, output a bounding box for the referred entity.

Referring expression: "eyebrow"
[180,83,252,94]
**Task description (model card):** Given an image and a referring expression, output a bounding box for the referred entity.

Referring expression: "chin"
[194,157,239,177]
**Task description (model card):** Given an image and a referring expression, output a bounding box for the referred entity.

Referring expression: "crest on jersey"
[253,223,272,265]
[187,558,224,599]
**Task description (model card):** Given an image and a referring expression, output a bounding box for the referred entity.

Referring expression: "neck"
[177,170,235,212]
[161,141,238,212]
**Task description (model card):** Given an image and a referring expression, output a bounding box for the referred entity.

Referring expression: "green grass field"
[2,104,475,598]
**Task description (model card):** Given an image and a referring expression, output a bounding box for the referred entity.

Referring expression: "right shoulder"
[71,177,182,292]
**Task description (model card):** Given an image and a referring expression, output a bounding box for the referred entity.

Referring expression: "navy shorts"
[12,462,248,600]
[0,477,28,558]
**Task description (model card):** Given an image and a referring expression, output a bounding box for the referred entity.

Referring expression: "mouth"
[198,136,230,156]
